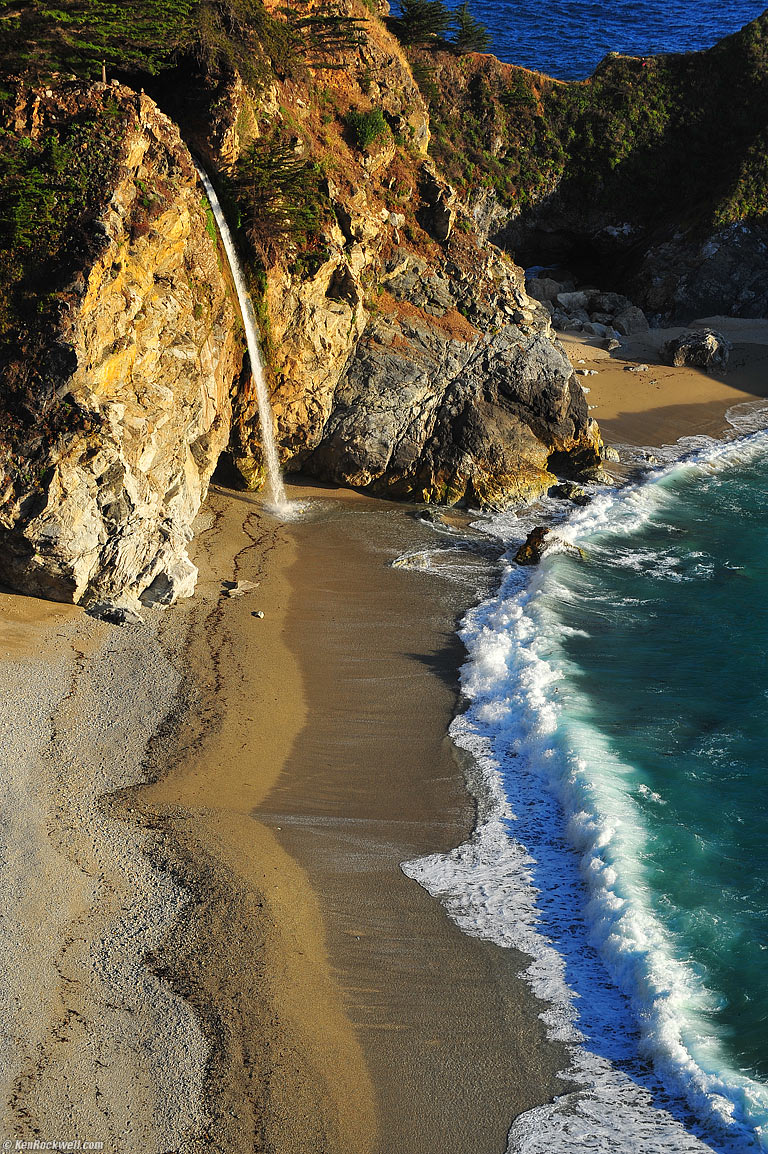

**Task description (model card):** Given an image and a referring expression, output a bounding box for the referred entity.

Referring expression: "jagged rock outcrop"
[210,3,600,508]
[514,526,550,566]
[632,223,768,321]
[0,0,607,608]
[0,83,238,609]
[661,328,732,370]
[301,249,599,505]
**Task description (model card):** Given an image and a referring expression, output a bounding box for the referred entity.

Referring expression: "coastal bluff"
[0,83,238,610]
[0,0,601,609]
[2,1,767,609]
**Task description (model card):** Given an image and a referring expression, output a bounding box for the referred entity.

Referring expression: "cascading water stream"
[194,161,289,513]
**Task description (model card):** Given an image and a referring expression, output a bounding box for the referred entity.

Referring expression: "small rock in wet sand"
[223,580,260,597]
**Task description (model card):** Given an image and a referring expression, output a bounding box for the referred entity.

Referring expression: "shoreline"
[559,316,768,455]
[1,323,767,1150]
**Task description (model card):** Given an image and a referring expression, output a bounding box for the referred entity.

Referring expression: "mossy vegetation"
[346,106,389,150]
[410,10,768,236]
[0,0,197,79]
[0,89,130,334]
[0,87,130,478]
[413,51,564,206]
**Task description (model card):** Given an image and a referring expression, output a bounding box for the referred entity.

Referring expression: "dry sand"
[2,318,767,1152]
[560,316,768,451]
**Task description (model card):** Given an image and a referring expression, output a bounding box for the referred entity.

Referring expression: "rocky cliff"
[0,0,605,608]
[177,0,599,503]
[411,10,768,320]
[0,83,238,610]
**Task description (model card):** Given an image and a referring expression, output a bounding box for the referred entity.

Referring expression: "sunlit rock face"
[0,83,238,609]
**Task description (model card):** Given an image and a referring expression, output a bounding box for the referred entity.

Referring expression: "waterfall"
[194,162,289,512]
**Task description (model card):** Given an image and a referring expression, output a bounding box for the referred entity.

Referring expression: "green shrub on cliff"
[0,93,128,334]
[193,0,297,87]
[0,0,196,78]
[291,11,368,68]
[232,134,329,266]
[346,107,389,150]
[407,9,768,235]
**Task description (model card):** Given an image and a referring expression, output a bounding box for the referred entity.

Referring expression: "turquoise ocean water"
[394,2,768,1147]
[404,424,768,1152]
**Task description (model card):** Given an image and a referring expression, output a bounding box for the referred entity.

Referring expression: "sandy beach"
[561,316,768,453]
[2,318,767,1153]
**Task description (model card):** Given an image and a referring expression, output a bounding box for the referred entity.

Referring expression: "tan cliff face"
[0,84,238,611]
[198,0,599,507]
[0,3,603,609]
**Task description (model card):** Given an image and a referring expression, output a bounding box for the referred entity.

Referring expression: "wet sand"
[137,486,568,1154]
[254,493,567,1153]
[3,319,768,1152]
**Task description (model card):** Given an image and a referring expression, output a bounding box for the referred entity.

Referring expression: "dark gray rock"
[526,277,563,302]
[587,290,632,315]
[303,309,600,507]
[417,161,457,242]
[633,223,768,321]
[661,328,732,369]
[613,306,649,336]
[549,480,589,504]
[556,290,589,311]
[87,600,144,627]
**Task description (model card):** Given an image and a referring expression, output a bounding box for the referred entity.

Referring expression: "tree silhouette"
[393,0,452,44]
[450,2,490,53]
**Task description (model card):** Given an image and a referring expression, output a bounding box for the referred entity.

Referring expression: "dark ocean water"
[446,0,767,79]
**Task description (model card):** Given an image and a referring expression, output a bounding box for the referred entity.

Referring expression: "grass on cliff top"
[413,10,768,232]
[0,89,130,335]
[0,0,365,90]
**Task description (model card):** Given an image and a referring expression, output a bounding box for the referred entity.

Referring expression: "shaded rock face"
[661,328,732,370]
[297,249,600,507]
[0,84,238,608]
[633,224,768,322]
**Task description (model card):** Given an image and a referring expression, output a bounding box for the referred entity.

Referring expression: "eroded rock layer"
[0,83,238,608]
[0,0,605,607]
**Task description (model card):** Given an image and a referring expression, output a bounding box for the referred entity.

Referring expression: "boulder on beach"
[661,328,732,370]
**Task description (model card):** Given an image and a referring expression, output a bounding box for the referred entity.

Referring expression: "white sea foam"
[403,427,768,1152]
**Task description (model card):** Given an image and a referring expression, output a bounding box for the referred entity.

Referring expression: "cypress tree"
[450,2,491,53]
[393,0,452,45]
